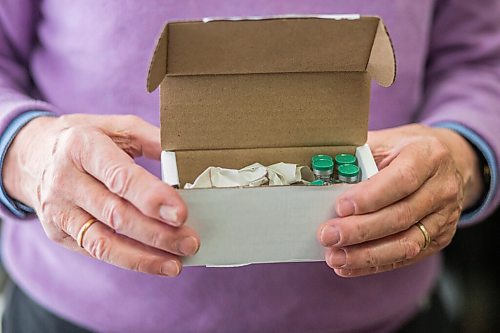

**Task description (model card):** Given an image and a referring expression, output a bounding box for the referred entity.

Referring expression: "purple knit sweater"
[1,1,499,332]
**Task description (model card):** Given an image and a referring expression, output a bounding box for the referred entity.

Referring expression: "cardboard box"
[147,14,396,267]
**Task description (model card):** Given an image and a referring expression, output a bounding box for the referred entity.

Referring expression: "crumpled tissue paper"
[184,162,314,189]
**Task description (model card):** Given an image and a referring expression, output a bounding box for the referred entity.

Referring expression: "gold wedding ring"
[415,221,431,250]
[77,219,98,248]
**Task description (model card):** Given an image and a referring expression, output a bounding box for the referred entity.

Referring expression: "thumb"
[73,114,162,160]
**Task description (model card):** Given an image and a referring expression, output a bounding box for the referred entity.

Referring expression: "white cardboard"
[161,151,180,187]
[161,144,378,267]
[202,14,360,23]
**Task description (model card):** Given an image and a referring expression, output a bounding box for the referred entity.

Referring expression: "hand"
[3,114,200,276]
[317,124,484,277]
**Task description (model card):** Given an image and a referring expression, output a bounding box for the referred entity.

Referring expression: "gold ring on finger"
[415,221,431,250]
[77,218,98,248]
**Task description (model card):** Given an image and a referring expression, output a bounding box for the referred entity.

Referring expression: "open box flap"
[147,15,395,89]
[147,15,395,184]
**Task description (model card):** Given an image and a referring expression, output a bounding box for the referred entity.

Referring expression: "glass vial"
[334,153,357,167]
[311,155,334,184]
[337,164,360,184]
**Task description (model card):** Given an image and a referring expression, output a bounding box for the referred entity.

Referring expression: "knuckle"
[351,191,371,214]
[58,126,85,153]
[87,235,113,261]
[394,203,413,228]
[147,231,169,249]
[141,184,163,207]
[57,213,72,234]
[148,229,172,251]
[149,231,162,249]
[139,182,168,214]
[106,164,133,196]
[130,259,157,274]
[451,174,462,196]
[428,137,448,162]
[103,198,128,231]
[449,207,462,223]
[354,223,369,243]
[56,126,96,166]
[442,177,461,202]
[397,164,420,195]
[58,114,79,127]
[362,248,378,267]
[38,200,66,231]
[130,260,144,273]
[434,235,451,250]
[123,114,142,126]
[41,212,70,243]
[57,114,72,126]
[401,238,421,260]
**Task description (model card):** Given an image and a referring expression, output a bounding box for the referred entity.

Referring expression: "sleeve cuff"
[0,111,55,218]
[431,121,498,226]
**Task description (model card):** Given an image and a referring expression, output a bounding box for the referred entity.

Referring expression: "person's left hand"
[317,124,485,277]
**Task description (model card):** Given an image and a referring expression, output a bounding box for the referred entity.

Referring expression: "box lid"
[147,15,396,152]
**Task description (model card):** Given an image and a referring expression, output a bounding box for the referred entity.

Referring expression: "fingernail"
[321,225,340,246]
[160,205,180,226]
[177,236,199,256]
[329,249,346,268]
[161,260,180,277]
[337,199,355,217]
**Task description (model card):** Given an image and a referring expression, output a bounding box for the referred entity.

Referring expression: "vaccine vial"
[311,155,334,164]
[311,155,334,184]
[334,153,357,167]
[334,153,357,182]
[337,164,360,184]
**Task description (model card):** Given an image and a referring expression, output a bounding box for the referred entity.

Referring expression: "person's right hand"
[2,114,199,277]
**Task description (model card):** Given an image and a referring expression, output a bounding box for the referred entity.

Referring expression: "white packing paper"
[184,162,314,189]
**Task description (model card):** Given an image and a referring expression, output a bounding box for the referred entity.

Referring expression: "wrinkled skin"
[317,124,483,277]
[4,116,483,277]
[4,114,200,277]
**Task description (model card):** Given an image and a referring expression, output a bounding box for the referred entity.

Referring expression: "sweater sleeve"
[0,1,58,220]
[0,111,55,218]
[417,0,500,226]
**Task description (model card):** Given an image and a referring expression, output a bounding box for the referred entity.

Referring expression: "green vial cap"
[338,164,360,177]
[312,158,334,171]
[335,153,357,165]
[309,179,325,186]
[311,154,333,164]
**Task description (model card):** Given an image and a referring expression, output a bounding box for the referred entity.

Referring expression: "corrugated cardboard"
[147,15,396,266]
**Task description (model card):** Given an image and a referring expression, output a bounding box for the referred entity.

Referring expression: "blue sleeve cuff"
[0,111,55,218]
[432,121,498,226]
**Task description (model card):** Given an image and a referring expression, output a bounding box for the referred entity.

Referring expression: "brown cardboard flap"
[175,146,356,185]
[147,24,168,93]
[148,15,397,171]
[161,72,370,151]
[147,16,396,91]
[366,20,396,87]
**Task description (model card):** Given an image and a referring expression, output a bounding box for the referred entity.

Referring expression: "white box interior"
[161,144,378,267]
